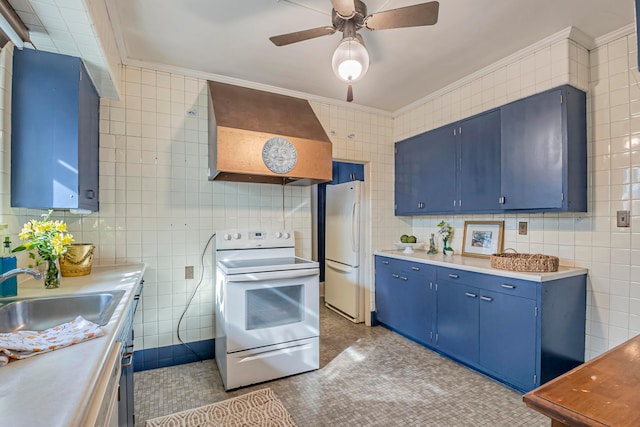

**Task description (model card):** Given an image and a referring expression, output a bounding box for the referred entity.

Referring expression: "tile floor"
[135,304,549,426]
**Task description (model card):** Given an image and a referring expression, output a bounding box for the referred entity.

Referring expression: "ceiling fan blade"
[331,0,356,19]
[365,1,439,30]
[347,84,353,102]
[269,26,336,46]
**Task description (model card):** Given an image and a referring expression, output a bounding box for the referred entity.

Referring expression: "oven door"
[224,268,319,353]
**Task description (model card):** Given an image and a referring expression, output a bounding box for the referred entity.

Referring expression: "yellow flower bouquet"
[13,210,74,288]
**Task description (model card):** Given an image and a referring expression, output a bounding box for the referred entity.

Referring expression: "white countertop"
[376,250,587,282]
[0,263,146,427]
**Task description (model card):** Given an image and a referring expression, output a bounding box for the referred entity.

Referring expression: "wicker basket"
[60,243,95,277]
[490,249,559,273]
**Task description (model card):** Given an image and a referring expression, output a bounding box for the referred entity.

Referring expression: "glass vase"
[44,258,61,289]
[443,238,453,255]
[427,233,438,254]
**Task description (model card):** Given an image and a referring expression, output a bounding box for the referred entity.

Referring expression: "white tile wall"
[2,23,638,361]
[0,55,397,350]
[396,29,640,360]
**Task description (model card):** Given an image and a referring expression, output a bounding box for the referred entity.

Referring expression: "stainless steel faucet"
[0,268,43,283]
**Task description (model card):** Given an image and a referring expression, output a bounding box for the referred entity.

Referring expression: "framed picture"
[462,221,504,258]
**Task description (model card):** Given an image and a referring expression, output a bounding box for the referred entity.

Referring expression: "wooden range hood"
[207,81,332,185]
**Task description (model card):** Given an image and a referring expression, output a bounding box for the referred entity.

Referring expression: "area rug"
[145,388,298,427]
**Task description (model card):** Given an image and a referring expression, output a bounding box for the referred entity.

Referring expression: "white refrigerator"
[324,181,363,322]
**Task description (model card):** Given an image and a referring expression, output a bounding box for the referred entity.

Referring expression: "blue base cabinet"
[478,289,536,389]
[374,257,436,345]
[11,49,99,211]
[435,279,479,364]
[374,256,586,392]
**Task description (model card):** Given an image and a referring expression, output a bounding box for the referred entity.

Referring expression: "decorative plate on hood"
[262,137,297,174]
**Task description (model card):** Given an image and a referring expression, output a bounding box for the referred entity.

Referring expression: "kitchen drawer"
[377,256,418,273]
[437,267,537,300]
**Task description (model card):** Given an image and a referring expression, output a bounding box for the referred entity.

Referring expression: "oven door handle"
[226,268,319,283]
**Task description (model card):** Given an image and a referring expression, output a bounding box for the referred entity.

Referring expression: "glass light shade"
[331,37,369,83]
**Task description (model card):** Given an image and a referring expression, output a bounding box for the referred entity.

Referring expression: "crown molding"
[393,26,592,117]
[593,23,635,47]
[121,58,392,117]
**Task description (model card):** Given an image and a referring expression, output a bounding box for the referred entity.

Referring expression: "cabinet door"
[394,137,420,215]
[375,258,436,345]
[77,63,100,211]
[436,280,479,364]
[501,89,563,209]
[459,110,501,212]
[11,49,99,210]
[415,126,457,213]
[337,162,364,182]
[404,263,436,344]
[479,290,537,390]
[374,257,394,326]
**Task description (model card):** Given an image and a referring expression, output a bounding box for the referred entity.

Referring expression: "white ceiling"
[13,0,639,112]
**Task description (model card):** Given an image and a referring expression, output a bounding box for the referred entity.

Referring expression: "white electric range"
[214,230,319,390]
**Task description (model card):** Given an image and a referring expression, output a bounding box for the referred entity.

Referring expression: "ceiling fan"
[270,0,440,102]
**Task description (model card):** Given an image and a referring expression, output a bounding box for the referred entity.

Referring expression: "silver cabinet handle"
[465,292,477,298]
[411,266,420,271]
[399,276,408,281]
[382,260,390,265]
[122,351,134,368]
[392,274,399,278]
[500,284,515,289]
[448,274,459,279]
[480,296,493,302]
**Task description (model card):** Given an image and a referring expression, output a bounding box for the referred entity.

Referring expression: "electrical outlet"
[185,266,194,279]
[617,210,631,227]
[518,222,528,235]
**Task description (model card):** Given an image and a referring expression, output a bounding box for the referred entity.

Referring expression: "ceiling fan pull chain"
[347,84,353,102]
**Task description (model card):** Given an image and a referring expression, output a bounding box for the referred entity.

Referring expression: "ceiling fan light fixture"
[331,37,369,83]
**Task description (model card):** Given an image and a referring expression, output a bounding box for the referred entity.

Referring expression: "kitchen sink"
[0,290,125,333]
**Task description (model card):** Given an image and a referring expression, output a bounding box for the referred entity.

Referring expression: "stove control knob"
[233,233,241,240]
[224,233,231,240]
[283,232,290,239]
[275,232,282,238]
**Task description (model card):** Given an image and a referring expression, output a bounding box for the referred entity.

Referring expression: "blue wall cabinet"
[374,256,436,345]
[394,85,586,216]
[395,126,456,215]
[331,161,364,184]
[11,49,99,211]
[395,110,501,215]
[458,110,502,212]
[500,85,586,211]
[374,255,586,392]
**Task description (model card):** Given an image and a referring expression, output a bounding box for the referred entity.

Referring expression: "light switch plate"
[518,222,528,235]
[185,266,194,279]
[617,210,631,227]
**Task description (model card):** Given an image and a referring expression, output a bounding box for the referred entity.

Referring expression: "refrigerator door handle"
[326,259,353,274]
[351,201,360,253]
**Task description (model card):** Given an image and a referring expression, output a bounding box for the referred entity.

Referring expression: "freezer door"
[324,259,360,321]
[326,181,360,267]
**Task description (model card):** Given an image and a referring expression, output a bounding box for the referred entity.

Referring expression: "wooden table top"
[523,335,640,427]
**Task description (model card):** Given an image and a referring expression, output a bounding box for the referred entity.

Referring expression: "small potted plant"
[13,210,74,289]
[437,220,454,256]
